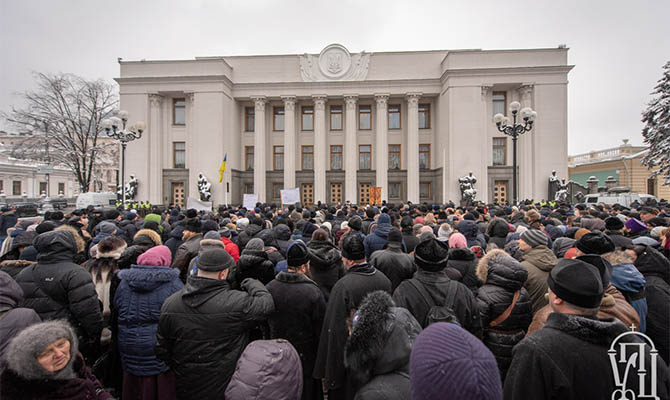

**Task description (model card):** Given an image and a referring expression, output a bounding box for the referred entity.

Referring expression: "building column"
[519,84,534,200]
[252,96,267,202]
[313,95,327,204]
[148,94,164,204]
[375,94,389,202]
[282,96,297,189]
[406,93,421,203]
[344,95,358,203]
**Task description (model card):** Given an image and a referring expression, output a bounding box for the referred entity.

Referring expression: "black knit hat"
[342,234,365,261]
[605,217,624,231]
[576,232,615,255]
[197,247,234,272]
[414,238,449,272]
[348,215,362,231]
[547,258,604,308]
[287,240,310,267]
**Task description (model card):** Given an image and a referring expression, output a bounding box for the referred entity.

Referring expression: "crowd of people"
[0,199,669,399]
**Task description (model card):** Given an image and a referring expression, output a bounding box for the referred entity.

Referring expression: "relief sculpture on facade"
[300,44,370,82]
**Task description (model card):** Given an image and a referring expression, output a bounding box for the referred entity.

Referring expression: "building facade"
[117,44,572,206]
[0,151,78,201]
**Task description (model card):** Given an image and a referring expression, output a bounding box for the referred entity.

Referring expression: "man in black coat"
[392,238,482,338]
[314,234,392,400]
[604,216,634,249]
[369,228,415,292]
[267,240,326,400]
[504,258,670,400]
[156,247,274,400]
[15,230,104,362]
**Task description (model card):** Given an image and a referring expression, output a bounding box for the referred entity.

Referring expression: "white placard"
[187,197,212,212]
[280,188,300,205]
[243,193,258,210]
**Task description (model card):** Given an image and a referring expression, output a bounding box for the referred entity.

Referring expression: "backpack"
[408,279,460,327]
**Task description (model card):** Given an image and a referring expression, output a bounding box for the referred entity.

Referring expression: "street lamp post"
[494,101,537,205]
[102,111,145,209]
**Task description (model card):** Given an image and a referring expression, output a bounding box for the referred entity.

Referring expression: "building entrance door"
[172,182,185,207]
[330,183,343,204]
[359,183,371,205]
[493,180,508,205]
[302,183,314,206]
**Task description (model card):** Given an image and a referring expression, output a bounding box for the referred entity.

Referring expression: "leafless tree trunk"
[2,72,118,192]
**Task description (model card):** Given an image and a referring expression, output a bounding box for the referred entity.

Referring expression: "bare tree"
[2,72,119,192]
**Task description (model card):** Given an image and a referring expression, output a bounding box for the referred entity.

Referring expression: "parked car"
[11,202,39,217]
[38,198,68,211]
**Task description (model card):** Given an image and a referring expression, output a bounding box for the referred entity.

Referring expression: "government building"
[117,44,572,206]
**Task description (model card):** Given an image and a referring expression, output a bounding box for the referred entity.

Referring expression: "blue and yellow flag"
[218,154,227,183]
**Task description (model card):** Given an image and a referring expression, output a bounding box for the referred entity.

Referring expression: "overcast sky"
[1,0,669,155]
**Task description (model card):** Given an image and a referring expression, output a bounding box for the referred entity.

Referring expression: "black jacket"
[475,249,533,380]
[155,276,274,400]
[606,230,634,250]
[392,269,482,338]
[237,223,264,251]
[369,244,415,292]
[0,271,41,359]
[16,230,104,342]
[117,232,160,270]
[401,228,420,254]
[504,313,670,400]
[233,249,276,287]
[307,239,346,302]
[446,248,480,293]
[118,219,138,245]
[273,224,292,257]
[487,218,510,250]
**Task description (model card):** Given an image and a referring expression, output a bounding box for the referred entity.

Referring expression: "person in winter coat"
[1,320,113,400]
[504,258,670,400]
[237,216,266,251]
[392,238,482,338]
[604,216,634,249]
[156,247,274,400]
[0,258,35,280]
[220,227,240,262]
[164,224,184,258]
[225,339,303,400]
[314,234,392,400]
[0,230,37,262]
[604,250,648,332]
[486,218,510,250]
[410,323,502,400]
[115,245,183,400]
[475,249,532,380]
[363,213,394,260]
[88,221,119,258]
[0,270,40,360]
[401,216,420,253]
[445,233,480,294]
[16,230,104,364]
[266,240,326,400]
[117,228,162,270]
[0,207,18,244]
[457,219,486,248]
[232,237,276,286]
[518,229,558,313]
[634,246,670,365]
[186,230,227,277]
[273,223,292,257]
[119,213,139,245]
[55,224,88,265]
[171,219,203,282]
[344,291,422,400]
[369,228,415,292]
[308,229,346,301]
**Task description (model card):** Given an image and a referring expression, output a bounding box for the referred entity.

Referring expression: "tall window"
[419,144,430,169]
[272,183,282,201]
[173,98,186,125]
[302,106,314,131]
[418,104,431,129]
[492,137,506,166]
[492,92,506,116]
[359,105,371,130]
[273,107,284,131]
[58,182,65,195]
[389,182,401,199]
[359,145,372,170]
[173,142,186,168]
[330,105,343,130]
[420,182,431,199]
[39,182,47,195]
[273,146,284,170]
[389,144,401,170]
[244,107,255,132]
[388,104,401,129]
[302,146,314,170]
[0,180,4,193]
[330,145,343,170]
[12,180,21,196]
[245,146,254,171]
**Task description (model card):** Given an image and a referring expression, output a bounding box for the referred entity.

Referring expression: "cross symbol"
[629,324,637,332]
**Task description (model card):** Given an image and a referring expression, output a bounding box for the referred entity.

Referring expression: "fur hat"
[287,240,310,267]
[605,216,624,231]
[576,232,615,255]
[520,229,548,248]
[414,238,449,272]
[96,236,127,259]
[35,221,57,235]
[342,234,365,261]
[184,218,201,233]
[197,247,235,272]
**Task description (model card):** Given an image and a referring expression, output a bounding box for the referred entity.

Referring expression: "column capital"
[405,92,422,108]
[312,95,327,111]
[281,95,296,111]
[148,93,164,107]
[374,93,390,108]
[344,95,358,110]
[251,96,267,112]
[480,85,493,99]
[518,84,534,101]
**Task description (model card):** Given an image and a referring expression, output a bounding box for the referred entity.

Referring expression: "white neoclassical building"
[116,44,572,206]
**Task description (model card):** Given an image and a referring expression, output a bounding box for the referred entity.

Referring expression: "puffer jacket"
[307,239,345,301]
[0,271,40,359]
[610,262,648,333]
[117,229,162,270]
[458,220,486,248]
[475,249,532,380]
[520,245,558,313]
[363,221,392,260]
[15,230,103,342]
[237,223,263,251]
[369,244,415,292]
[446,248,480,294]
[273,224,292,257]
[221,236,240,262]
[155,276,274,400]
[115,264,183,376]
[234,249,276,286]
[486,218,510,250]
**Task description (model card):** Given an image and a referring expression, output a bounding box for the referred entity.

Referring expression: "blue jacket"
[114,265,183,376]
[458,220,487,249]
[610,263,648,333]
[364,222,392,261]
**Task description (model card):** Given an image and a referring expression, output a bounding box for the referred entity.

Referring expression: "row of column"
[252,93,423,204]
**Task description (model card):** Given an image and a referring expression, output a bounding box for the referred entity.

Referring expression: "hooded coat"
[307,239,346,302]
[164,224,184,258]
[0,271,40,359]
[487,218,510,250]
[369,243,415,292]
[237,223,264,251]
[273,224,292,257]
[171,233,203,282]
[117,229,162,270]
[446,248,480,294]
[234,248,276,286]
[504,313,670,400]
[475,249,533,380]
[0,259,35,280]
[363,216,393,260]
[155,276,274,400]
[520,245,558,313]
[16,230,104,344]
[609,260,648,333]
[344,292,422,400]
[458,219,486,248]
[634,246,670,364]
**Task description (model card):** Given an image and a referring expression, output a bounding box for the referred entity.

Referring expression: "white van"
[76,192,118,209]
[584,192,658,207]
